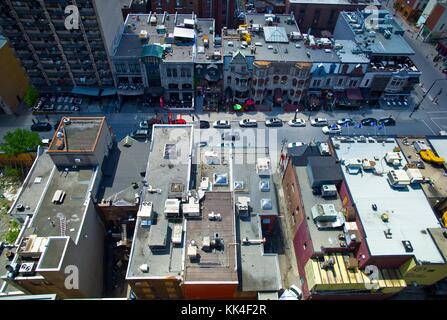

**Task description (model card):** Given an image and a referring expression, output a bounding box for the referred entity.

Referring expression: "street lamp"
[409,78,447,118]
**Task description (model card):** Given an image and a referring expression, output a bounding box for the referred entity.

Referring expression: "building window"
[338,78,343,86]
[167,69,172,77]
[326,78,331,86]
[227,76,231,83]
[364,79,370,87]
[312,79,321,87]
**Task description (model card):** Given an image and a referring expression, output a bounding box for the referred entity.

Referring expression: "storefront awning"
[101,88,117,96]
[346,88,363,101]
[71,86,100,96]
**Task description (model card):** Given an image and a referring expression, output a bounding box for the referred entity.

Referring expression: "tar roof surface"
[332,136,444,263]
[335,40,369,63]
[117,13,218,63]
[49,117,104,152]
[98,137,150,205]
[295,165,345,252]
[184,191,238,283]
[28,167,95,243]
[10,151,54,217]
[397,137,447,200]
[232,148,279,216]
[223,14,311,63]
[238,213,282,292]
[127,125,193,279]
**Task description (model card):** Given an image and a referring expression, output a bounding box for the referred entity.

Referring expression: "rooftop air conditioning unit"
[387,169,410,188]
[236,196,250,218]
[52,190,66,204]
[321,185,337,198]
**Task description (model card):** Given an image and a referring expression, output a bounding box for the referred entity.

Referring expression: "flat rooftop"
[232,148,279,217]
[10,151,54,217]
[295,165,345,252]
[397,137,447,201]
[98,137,150,205]
[335,40,369,64]
[289,0,379,4]
[127,125,193,279]
[49,117,105,153]
[116,13,219,63]
[332,136,445,264]
[340,11,414,56]
[183,191,238,283]
[28,167,95,242]
[238,212,282,292]
[223,14,311,63]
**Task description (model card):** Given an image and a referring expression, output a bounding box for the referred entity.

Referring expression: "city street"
[0,1,446,155]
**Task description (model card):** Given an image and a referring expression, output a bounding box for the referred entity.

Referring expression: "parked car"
[31,121,52,132]
[265,118,283,127]
[310,118,328,126]
[322,124,342,134]
[213,120,231,129]
[287,142,306,148]
[130,129,150,140]
[378,117,396,126]
[337,118,354,126]
[288,118,306,127]
[239,119,258,127]
[361,118,378,126]
[199,120,210,129]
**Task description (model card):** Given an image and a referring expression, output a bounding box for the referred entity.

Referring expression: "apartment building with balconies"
[0,0,123,96]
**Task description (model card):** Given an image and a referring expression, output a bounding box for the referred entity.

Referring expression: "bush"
[4,166,21,178]
[23,85,39,108]
[5,219,21,244]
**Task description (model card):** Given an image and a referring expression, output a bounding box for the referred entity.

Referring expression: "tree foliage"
[0,128,41,156]
[23,85,39,108]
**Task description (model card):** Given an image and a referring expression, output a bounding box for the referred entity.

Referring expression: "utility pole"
[409,78,447,118]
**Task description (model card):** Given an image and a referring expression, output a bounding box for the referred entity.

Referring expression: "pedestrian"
[192,114,195,122]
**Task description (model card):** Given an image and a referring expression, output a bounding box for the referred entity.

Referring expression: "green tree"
[23,85,39,108]
[0,128,41,156]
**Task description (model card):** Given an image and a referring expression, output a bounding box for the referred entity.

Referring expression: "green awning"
[233,104,242,111]
[72,86,100,96]
[141,44,164,59]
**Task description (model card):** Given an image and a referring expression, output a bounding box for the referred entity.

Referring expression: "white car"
[239,119,258,127]
[288,118,306,127]
[322,124,342,134]
[287,142,306,149]
[213,120,231,129]
[310,118,328,126]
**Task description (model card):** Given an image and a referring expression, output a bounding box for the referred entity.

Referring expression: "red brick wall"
[281,159,305,236]
[426,3,446,31]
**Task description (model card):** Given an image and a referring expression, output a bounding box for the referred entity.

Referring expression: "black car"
[31,122,52,132]
[361,118,378,126]
[199,120,210,129]
[378,117,396,126]
[265,118,283,127]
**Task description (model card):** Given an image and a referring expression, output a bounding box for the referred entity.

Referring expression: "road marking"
[422,119,436,135]
[427,111,447,114]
